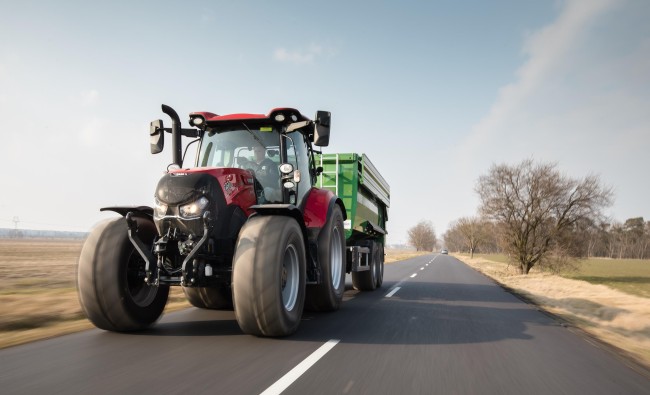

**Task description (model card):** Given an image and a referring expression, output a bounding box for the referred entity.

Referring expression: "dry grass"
[0,240,427,349]
[385,248,429,263]
[455,253,650,368]
[0,239,190,349]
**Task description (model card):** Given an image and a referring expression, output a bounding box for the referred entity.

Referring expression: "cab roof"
[189,108,310,127]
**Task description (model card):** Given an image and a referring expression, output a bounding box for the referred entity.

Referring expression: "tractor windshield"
[197,126,282,200]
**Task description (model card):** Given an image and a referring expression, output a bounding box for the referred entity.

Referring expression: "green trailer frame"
[316,153,390,245]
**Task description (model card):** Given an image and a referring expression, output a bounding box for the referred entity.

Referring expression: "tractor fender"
[249,204,309,242]
[302,188,346,239]
[100,206,153,220]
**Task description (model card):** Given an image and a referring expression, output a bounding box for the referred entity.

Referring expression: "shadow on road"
[131,280,555,346]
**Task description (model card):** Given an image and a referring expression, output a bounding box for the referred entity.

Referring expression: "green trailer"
[316,153,390,290]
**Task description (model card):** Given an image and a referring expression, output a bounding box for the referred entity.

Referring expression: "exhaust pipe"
[161,104,183,167]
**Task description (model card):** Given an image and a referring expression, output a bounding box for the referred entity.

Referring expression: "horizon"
[1,1,648,244]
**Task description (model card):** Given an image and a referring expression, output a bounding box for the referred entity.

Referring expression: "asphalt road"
[2,254,649,394]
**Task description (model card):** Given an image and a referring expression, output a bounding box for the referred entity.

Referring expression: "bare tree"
[476,159,613,274]
[408,220,436,252]
[452,216,489,258]
[442,226,464,253]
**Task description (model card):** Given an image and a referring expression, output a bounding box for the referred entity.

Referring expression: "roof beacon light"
[191,116,204,126]
[274,113,285,122]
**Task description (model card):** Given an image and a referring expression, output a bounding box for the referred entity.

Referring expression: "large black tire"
[232,215,306,337]
[375,243,384,289]
[305,205,346,311]
[77,217,169,332]
[351,240,378,291]
[182,286,233,310]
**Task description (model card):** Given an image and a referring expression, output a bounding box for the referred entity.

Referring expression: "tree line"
[443,216,650,260]
[409,159,646,275]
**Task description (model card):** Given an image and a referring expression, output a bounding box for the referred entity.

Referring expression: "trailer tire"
[375,244,384,289]
[232,215,306,336]
[77,217,169,332]
[183,286,233,310]
[351,241,378,291]
[305,205,346,311]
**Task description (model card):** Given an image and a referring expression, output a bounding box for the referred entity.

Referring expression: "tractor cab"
[150,106,331,208]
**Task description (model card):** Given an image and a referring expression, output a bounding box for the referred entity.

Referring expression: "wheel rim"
[126,250,157,307]
[330,226,343,289]
[281,244,299,311]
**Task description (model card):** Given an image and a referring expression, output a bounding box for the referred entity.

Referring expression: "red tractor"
[77,104,348,336]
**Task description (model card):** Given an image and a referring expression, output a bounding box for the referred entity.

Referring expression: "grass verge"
[455,253,650,369]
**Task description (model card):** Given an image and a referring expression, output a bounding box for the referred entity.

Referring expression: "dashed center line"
[386,255,437,299]
[261,339,340,395]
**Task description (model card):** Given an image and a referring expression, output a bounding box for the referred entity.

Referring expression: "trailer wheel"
[232,215,306,336]
[183,286,233,310]
[375,244,384,289]
[352,241,378,291]
[305,205,346,311]
[77,217,169,332]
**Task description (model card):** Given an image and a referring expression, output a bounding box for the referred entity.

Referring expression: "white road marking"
[261,339,340,395]
[420,267,424,271]
[410,273,417,278]
[385,287,401,298]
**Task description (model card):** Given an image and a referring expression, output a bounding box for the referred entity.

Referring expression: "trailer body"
[317,153,390,286]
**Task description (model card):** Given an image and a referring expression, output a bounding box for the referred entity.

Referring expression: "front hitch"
[181,211,212,286]
[125,212,159,285]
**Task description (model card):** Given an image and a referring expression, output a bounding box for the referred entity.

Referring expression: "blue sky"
[1,0,648,245]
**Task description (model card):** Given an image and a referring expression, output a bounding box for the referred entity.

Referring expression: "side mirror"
[313,111,330,147]
[150,119,164,154]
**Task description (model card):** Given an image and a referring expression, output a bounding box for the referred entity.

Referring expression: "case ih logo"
[223,180,234,195]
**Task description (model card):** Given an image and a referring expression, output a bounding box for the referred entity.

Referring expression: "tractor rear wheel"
[232,215,306,336]
[183,286,233,310]
[77,217,169,332]
[305,205,346,311]
[351,240,378,291]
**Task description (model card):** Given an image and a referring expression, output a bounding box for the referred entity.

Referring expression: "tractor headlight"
[153,197,168,218]
[179,196,209,219]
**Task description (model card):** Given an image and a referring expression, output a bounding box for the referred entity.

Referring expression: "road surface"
[1,254,649,394]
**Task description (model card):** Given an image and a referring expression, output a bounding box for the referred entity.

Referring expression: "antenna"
[12,216,21,238]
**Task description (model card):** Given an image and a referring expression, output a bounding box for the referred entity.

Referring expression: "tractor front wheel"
[232,215,306,336]
[77,217,169,332]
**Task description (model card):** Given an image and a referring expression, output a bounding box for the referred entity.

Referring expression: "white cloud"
[79,118,105,147]
[455,0,650,222]
[80,89,99,106]
[459,0,623,165]
[467,0,618,143]
[274,43,325,64]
